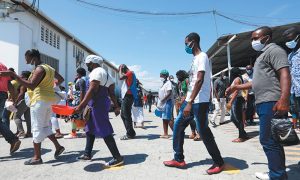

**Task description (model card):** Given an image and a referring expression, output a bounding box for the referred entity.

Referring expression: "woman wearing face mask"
[283,26,300,133]
[158,69,174,139]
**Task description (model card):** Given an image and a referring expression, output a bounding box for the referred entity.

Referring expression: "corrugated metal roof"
[207,22,300,75]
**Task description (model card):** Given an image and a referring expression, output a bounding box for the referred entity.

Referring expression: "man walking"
[164,32,224,175]
[211,72,228,126]
[226,26,290,180]
[147,91,153,112]
[119,64,138,140]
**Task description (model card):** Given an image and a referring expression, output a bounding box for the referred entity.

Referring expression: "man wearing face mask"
[226,26,290,180]
[283,27,300,133]
[164,33,224,174]
[242,65,256,125]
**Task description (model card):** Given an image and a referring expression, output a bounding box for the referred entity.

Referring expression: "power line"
[76,0,213,16]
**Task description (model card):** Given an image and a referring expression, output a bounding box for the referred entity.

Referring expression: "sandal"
[10,139,21,154]
[160,135,169,139]
[54,146,65,159]
[24,158,43,165]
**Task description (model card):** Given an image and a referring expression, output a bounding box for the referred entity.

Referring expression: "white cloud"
[109,62,161,91]
[128,64,161,91]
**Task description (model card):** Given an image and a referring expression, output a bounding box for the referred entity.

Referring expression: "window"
[40,53,59,72]
[57,35,60,49]
[111,70,116,78]
[53,33,57,48]
[41,25,44,41]
[45,28,49,44]
[49,30,53,46]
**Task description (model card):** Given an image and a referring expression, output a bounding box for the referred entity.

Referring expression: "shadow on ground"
[84,153,148,172]
[247,130,259,139]
[134,134,161,140]
[188,157,248,170]
[287,163,300,179]
[0,148,51,162]
[45,150,99,166]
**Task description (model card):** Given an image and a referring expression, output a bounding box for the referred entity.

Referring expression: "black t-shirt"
[214,77,228,98]
[147,94,153,104]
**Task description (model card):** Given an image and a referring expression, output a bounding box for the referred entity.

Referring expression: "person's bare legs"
[169,119,174,131]
[48,134,63,150]
[33,142,42,160]
[163,120,169,136]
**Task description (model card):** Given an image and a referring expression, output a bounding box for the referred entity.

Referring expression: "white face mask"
[160,77,165,82]
[251,40,265,51]
[286,35,299,49]
[26,64,35,71]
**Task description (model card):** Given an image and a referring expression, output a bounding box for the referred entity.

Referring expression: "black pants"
[121,94,136,137]
[148,102,152,112]
[246,94,255,122]
[231,97,247,139]
[84,132,121,159]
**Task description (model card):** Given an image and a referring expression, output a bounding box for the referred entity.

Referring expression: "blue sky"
[35,0,300,90]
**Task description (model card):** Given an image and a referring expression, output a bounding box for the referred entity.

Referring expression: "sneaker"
[206,163,224,175]
[255,172,269,180]
[17,131,26,138]
[104,157,124,168]
[64,133,77,139]
[163,159,186,168]
[77,154,92,161]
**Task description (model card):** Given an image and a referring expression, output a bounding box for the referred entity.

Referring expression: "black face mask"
[87,65,93,72]
[178,77,185,82]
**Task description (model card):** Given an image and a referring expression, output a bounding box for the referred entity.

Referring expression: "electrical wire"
[75,0,213,16]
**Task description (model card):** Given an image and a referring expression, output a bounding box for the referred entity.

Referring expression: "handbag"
[271,117,300,146]
[82,72,109,123]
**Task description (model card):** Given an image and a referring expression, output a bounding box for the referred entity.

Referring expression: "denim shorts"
[161,99,173,120]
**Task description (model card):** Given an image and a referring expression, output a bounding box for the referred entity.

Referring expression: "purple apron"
[85,85,113,138]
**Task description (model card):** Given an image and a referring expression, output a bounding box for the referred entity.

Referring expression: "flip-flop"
[160,135,169,139]
[24,158,43,165]
[54,146,65,159]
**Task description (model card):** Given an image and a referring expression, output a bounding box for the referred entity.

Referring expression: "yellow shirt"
[27,64,56,106]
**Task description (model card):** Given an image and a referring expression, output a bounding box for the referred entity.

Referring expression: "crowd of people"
[0,25,300,179]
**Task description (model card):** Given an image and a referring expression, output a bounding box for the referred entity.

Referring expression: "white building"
[0,0,122,97]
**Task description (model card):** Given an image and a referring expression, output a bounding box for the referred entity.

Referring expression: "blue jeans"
[256,102,287,180]
[173,101,224,166]
[0,92,18,144]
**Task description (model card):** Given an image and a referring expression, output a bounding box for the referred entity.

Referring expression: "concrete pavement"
[0,108,300,180]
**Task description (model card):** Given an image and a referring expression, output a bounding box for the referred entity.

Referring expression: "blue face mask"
[185,41,194,54]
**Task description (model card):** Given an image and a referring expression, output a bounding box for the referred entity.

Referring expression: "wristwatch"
[187,99,194,104]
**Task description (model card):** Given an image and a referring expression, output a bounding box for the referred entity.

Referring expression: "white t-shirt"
[89,67,114,87]
[159,80,173,101]
[186,52,211,103]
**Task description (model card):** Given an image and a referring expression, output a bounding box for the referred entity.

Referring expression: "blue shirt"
[288,48,300,97]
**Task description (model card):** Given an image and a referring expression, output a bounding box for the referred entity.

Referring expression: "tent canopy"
[207,22,300,75]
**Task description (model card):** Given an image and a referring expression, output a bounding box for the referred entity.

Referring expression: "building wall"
[1,6,122,96]
[0,21,20,71]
